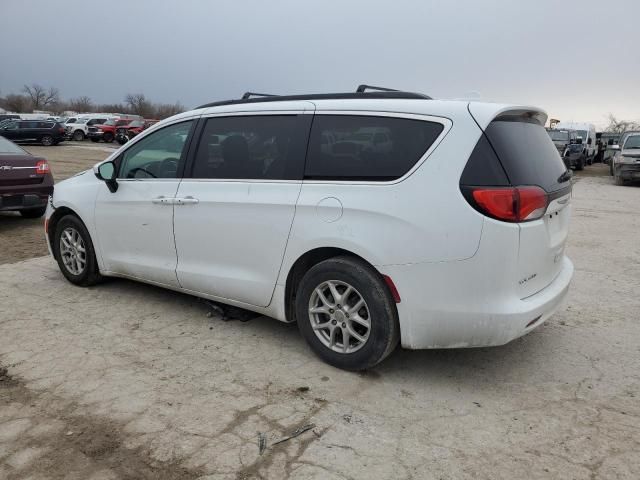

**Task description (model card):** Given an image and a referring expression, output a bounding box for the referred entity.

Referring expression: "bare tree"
[605,114,640,134]
[154,102,185,119]
[2,94,31,113]
[68,96,94,113]
[125,93,153,117]
[22,84,60,110]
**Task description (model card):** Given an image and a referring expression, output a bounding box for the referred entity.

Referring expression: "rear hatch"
[463,109,572,298]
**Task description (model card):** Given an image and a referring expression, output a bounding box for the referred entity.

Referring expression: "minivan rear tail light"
[35,160,50,174]
[466,186,548,222]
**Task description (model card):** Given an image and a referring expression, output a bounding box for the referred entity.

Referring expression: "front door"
[173,108,313,306]
[94,119,196,287]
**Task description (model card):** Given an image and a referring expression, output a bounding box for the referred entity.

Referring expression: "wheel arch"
[47,206,87,257]
[283,247,383,323]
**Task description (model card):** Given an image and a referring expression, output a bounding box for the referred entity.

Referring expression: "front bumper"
[615,163,640,180]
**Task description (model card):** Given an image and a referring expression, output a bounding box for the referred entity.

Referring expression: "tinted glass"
[20,121,38,128]
[485,120,567,193]
[548,130,569,142]
[305,115,443,180]
[119,121,193,179]
[460,134,509,186]
[191,115,306,180]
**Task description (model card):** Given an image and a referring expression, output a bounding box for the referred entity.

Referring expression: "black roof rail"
[356,84,399,93]
[197,87,431,109]
[241,92,277,99]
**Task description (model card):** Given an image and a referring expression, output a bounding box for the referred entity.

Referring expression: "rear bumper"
[381,255,573,350]
[0,192,49,211]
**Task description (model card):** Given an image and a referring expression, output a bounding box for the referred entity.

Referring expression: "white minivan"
[555,121,597,164]
[45,86,574,370]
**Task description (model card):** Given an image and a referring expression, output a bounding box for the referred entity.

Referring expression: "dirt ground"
[0,143,115,265]
[1,157,639,479]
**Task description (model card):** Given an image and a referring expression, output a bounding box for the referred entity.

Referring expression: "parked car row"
[610,131,640,184]
[546,128,590,170]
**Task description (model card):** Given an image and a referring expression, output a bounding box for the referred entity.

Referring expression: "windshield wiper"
[558,169,573,183]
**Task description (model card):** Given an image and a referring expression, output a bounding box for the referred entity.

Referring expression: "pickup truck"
[88,118,133,143]
[547,129,585,170]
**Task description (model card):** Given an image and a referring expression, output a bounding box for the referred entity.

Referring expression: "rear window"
[484,119,567,193]
[304,115,444,181]
[0,136,27,154]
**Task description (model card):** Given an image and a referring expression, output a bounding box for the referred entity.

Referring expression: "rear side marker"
[382,275,401,303]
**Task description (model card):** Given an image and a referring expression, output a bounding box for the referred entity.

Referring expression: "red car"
[115,119,159,145]
[87,118,133,143]
[0,136,53,218]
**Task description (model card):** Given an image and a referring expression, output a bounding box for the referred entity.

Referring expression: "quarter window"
[305,115,444,181]
[190,115,307,180]
[119,121,193,179]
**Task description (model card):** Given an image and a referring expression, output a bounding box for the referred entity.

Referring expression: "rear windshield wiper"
[557,169,573,183]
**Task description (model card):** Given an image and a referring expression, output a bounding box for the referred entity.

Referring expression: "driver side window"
[119,121,193,179]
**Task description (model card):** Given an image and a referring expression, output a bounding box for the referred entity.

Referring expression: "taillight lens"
[35,160,50,174]
[58,127,65,134]
[466,186,548,222]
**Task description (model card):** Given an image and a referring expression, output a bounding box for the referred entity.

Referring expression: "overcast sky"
[1,0,637,127]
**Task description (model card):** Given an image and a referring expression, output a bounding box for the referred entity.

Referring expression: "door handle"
[152,196,174,205]
[175,196,199,205]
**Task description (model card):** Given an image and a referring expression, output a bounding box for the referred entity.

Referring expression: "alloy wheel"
[308,280,371,354]
[59,227,87,275]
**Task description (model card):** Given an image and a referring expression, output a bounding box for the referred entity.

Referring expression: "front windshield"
[0,136,27,154]
[623,135,640,150]
[129,120,144,127]
[103,119,116,126]
[577,130,588,139]
[76,118,89,124]
[548,130,569,141]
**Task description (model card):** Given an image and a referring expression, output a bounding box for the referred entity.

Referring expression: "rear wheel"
[40,135,54,146]
[295,256,399,370]
[19,206,46,218]
[575,156,584,171]
[53,215,102,286]
[72,130,85,141]
[103,132,114,143]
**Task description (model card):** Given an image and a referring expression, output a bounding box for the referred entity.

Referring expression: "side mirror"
[94,161,118,193]
[587,138,592,145]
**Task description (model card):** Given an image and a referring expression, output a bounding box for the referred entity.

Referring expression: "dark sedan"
[0,136,53,217]
[0,120,66,146]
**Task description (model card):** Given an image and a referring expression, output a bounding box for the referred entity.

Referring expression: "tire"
[72,130,85,141]
[103,132,114,143]
[53,214,102,287]
[116,136,128,145]
[19,206,46,218]
[40,135,54,146]
[295,256,400,371]
[614,174,625,186]
[609,161,614,176]
[575,157,584,171]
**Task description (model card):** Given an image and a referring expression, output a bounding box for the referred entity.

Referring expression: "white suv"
[65,115,113,141]
[45,86,574,370]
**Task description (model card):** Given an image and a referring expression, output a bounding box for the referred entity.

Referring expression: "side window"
[305,115,444,181]
[190,115,307,180]
[119,121,193,179]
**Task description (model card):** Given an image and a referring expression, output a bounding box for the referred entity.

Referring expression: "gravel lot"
[1,148,639,479]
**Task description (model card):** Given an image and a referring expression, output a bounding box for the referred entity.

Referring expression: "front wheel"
[72,130,85,141]
[103,132,114,143]
[575,157,585,171]
[53,215,102,286]
[295,256,399,370]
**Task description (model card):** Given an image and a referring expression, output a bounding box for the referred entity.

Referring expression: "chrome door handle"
[175,196,199,205]
[152,196,174,205]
